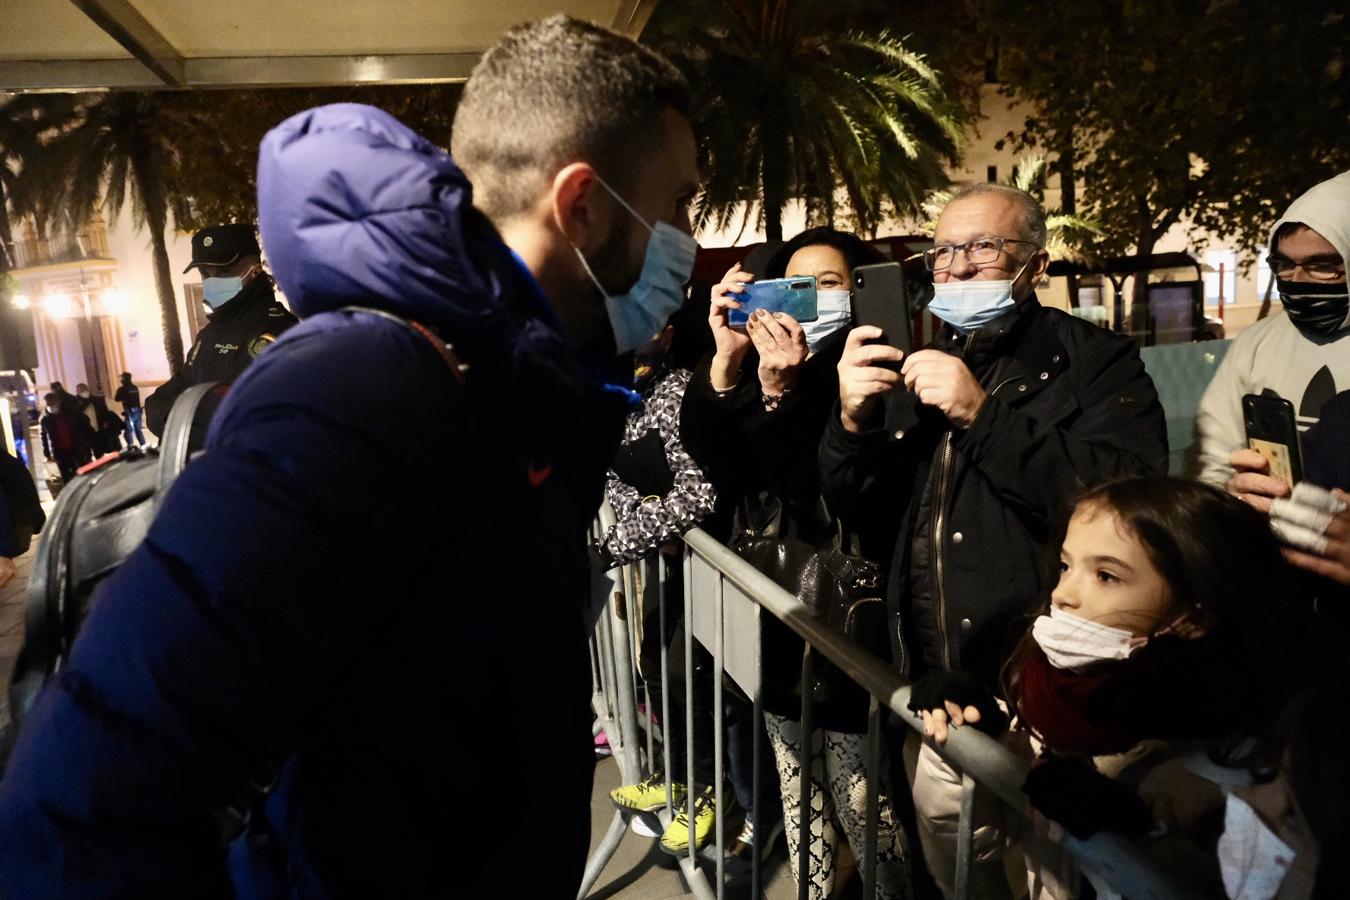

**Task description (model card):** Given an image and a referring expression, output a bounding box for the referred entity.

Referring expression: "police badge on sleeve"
[247,334,277,358]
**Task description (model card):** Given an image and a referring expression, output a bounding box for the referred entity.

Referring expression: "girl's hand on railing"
[908,671,1008,745]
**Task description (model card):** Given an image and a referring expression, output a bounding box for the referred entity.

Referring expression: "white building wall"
[100,218,197,388]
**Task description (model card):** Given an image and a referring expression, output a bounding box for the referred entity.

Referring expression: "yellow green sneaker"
[660,786,716,855]
[610,773,686,812]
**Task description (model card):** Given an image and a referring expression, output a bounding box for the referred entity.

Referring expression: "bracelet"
[761,383,793,411]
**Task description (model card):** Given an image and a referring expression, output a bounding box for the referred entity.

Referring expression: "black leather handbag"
[732,499,892,667]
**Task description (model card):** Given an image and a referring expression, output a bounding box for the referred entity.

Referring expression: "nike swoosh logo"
[528,462,552,487]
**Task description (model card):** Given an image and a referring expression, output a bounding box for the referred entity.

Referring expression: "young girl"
[912,476,1312,899]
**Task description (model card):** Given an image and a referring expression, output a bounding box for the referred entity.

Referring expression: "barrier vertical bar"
[623,562,643,767]
[660,554,674,815]
[714,575,726,898]
[796,646,815,900]
[862,695,882,900]
[596,605,617,724]
[589,637,601,700]
[684,547,698,868]
[953,772,977,900]
[644,559,656,771]
[751,688,764,899]
[610,565,643,786]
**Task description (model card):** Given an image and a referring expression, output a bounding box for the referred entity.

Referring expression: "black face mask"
[1277,277,1350,338]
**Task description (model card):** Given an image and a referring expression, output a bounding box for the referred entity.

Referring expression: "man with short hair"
[0,16,699,898]
[1196,170,1350,501]
[144,222,297,436]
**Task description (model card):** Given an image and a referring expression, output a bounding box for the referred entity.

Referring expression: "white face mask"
[1218,793,1296,900]
[928,255,1034,333]
[1031,607,1147,672]
[801,289,853,352]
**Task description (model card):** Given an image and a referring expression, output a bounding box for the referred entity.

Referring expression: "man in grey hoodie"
[1195,170,1350,506]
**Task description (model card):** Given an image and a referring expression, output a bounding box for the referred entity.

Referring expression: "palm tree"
[920,154,1102,263]
[41,93,195,375]
[650,0,965,240]
[0,95,78,271]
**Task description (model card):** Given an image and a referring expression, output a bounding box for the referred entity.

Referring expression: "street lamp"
[43,293,75,318]
[99,288,128,316]
[11,293,30,311]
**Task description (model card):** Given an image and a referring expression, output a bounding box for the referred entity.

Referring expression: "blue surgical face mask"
[802,289,853,352]
[202,276,245,309]
[573,176,698,354]
[928,255,1035,334]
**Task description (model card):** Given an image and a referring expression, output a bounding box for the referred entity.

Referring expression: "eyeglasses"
[923,238,1040,272]
[1266,254,1345,282]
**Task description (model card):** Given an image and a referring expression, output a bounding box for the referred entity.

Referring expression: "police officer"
[145,223,297,435]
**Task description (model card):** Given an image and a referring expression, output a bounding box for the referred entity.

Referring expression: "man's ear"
[550,162,604,252]
[1021,248,1051,297]
[1032,248,1051,281]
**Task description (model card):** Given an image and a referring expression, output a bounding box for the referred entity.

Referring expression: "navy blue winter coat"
[0,104,629,898]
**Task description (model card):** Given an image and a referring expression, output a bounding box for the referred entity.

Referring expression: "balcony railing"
[10,226,112,270]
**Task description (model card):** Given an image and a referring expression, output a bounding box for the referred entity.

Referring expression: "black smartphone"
[851,263,912,370]
[1243,393,1303,487]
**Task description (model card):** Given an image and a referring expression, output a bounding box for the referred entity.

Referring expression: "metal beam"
[610,0,662,38]
[0,53,479,92]
[182,53,480,88]
[68,0,185,87]
[0,59,163,92]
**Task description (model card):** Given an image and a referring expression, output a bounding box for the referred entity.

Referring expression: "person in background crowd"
[0,444,44,590]
[48,381,76,416]
[39,391,90,481]
[114,372,147,449]
[822,183,1167,897]
[915,477,1314,899]
[0,15,700,899]
[73,383,123,456]
[683,227,913,899]
[598,294,724,855]
[143,223,298,436]
[1201,170,1350,495]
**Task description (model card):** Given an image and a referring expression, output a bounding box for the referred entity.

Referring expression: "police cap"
[183,223,261,273]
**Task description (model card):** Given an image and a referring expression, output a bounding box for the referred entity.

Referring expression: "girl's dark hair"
[1002,476,1311,728]
[764,226,885,280]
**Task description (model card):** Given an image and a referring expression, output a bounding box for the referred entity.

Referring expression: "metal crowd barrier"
[581,511,1206,900]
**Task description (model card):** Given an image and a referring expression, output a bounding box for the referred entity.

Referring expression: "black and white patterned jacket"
[602,367,717,563]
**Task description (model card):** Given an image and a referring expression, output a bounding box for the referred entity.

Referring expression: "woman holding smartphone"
[681,227,912,899]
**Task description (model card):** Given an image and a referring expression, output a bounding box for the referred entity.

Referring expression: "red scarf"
[1017,636,1248,756]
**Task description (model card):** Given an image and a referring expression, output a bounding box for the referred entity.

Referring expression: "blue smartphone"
[727,276,819,326]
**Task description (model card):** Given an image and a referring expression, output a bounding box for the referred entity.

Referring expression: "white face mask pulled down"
[1031,607,1148,672]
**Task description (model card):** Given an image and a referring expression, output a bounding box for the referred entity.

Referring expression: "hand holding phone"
[838,326,905,433]
[727,276,819,327]
[850,263,912,371]
[1243,394,1303,488]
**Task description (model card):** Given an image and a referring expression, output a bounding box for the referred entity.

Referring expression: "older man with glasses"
[820,182,1167,896]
